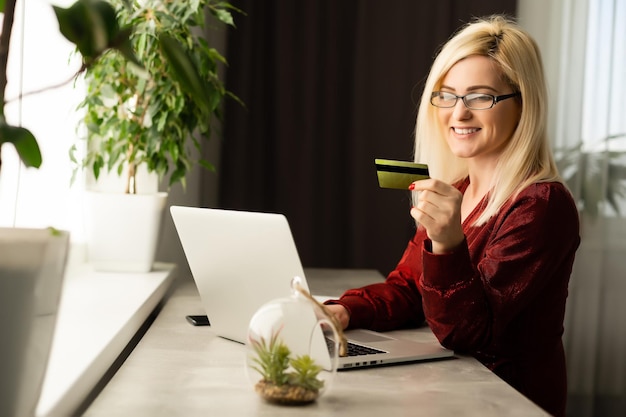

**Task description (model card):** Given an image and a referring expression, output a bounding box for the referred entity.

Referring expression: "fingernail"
[408,183,415,191]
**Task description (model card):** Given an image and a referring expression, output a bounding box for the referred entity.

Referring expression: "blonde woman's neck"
[462,161,497,223]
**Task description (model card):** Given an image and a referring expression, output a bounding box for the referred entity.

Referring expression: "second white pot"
[84,191,168,272]
[0,227,69,417]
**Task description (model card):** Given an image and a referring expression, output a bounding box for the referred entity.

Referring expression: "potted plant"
[1,0,238,412]
[0,1,139,415]
[71,0,240,272]
[245,277,344,406]
[1,0,144,171]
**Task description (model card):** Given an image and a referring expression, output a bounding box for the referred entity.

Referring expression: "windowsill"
[35,261,176,417]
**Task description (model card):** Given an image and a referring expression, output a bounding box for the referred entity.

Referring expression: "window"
[0,0,86,240]
[550,0,626,216]
[581,0,626,150]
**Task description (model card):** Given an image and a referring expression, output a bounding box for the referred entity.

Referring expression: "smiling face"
[436,55,521,170]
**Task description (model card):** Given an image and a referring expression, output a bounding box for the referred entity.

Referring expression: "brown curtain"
[214,0,517,275]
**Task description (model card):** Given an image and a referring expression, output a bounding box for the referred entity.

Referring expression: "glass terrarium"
[246,276,344,405]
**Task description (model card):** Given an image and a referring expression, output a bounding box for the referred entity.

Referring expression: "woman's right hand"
[410,178,464,254]
[324,304,350,330]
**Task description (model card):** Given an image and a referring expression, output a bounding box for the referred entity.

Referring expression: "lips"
[453,127,480,135]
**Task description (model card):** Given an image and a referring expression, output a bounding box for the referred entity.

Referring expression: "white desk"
[36,262,176,417]
[83,269,549,416]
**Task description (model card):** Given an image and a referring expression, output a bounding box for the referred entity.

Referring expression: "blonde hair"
[414,15,561,225]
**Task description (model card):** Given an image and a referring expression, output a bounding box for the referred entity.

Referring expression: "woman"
[325,15,580,417]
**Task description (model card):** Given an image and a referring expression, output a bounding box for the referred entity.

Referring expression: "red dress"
[331,179,580,417]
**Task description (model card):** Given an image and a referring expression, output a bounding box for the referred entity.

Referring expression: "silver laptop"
[170,206,454,369]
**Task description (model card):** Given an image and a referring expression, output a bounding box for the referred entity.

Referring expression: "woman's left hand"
[410,179,464,254]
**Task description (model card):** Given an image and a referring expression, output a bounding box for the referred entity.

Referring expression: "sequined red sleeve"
[329,239,426,331]
[333,182,580,352]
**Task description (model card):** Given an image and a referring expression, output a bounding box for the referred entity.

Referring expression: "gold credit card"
[375,159,430,189]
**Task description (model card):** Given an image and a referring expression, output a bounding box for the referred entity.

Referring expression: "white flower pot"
[0,227,69,417]
[84,191,168,272]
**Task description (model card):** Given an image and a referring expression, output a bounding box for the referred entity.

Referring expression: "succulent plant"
[249,329,325,405]
[249,330,291,387]
[288,354,324,391]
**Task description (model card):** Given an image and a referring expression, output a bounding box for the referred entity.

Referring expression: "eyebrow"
[439,84,499,93]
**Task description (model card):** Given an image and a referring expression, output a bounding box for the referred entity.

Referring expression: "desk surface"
[83,269,548,416]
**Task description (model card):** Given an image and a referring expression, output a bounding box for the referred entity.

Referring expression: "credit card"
[375,159,430,189]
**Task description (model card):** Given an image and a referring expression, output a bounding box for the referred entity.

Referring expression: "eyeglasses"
[430,91,521,110]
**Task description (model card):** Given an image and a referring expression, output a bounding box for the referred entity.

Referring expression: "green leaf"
[198,159,215,172]
[158,33,211,113]
[47,227,63,237]
[169,165,186,187]
[168,141,180,163]
[53,0,106,60]
[210,2,244,26]
[53,0,132,63]
[92,0,120,43]
[12,132,43,168]
[111,26,143,68]
[53,1,94,58]
[93,154,104,179]
[213,9,234,26]
[69,144,78,164]
[0,123,42,168]
[208,47,227,65]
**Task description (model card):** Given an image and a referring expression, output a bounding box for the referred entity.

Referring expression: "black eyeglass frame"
[430,91,521,110]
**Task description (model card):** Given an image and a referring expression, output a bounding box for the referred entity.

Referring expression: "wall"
[517,0,564,145]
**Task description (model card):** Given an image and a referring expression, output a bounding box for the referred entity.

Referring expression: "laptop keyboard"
[325,337,386,357]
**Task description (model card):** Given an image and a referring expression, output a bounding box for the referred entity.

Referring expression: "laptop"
[170,206,454,369]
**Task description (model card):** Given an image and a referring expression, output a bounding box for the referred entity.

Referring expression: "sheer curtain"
[552,0,626,416]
